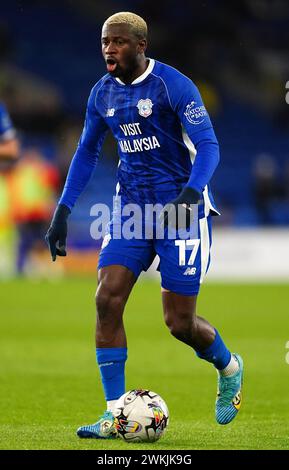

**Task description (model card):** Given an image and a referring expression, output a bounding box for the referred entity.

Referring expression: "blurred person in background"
[0,103,19,162]
[9,148,60,275]
[253,153,285,225]
[0,101,19,278]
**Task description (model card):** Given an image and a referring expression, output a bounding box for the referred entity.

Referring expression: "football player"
[46,12,243,438]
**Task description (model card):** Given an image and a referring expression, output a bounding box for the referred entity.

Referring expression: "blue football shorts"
[98,211,212,297]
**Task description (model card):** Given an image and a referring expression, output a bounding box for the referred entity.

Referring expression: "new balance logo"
[183,267,196,275]
[106,108,115,117]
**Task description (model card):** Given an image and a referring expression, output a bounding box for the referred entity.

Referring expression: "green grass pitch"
[0,277,288,450]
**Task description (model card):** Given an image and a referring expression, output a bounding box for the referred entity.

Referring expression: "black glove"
[45,204,71,261]
[159,186,200,230]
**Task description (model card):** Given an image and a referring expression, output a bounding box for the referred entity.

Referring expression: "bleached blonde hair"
[104,12,147,39]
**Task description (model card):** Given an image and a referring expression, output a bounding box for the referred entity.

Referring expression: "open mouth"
[106,58,118,73]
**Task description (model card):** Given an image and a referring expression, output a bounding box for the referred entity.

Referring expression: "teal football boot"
[215,354,243,425]
[77,411,118,439]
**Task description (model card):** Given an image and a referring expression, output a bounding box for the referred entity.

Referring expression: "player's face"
[101,23,146,81]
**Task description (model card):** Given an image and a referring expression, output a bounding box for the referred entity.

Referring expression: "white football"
[113,389,169,442]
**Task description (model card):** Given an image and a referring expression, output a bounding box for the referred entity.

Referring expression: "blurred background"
[0,0,289,279]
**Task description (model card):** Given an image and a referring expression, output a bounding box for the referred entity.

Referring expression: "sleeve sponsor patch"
[184,101,208,125]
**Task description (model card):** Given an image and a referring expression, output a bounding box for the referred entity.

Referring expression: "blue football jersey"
[61,59,220,215]
[0,103,15,141]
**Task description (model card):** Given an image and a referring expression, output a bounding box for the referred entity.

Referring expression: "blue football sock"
[195,329,231,370]
[96,347,127,401]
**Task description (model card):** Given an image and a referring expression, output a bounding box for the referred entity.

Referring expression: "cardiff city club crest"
[137,98,153,118]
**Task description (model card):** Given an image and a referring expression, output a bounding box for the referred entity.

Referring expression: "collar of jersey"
[114,58,155,86]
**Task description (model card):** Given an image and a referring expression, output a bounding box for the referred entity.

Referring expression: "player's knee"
[96,291,124,318]
[164,306,197,341]
[96,281,126,319]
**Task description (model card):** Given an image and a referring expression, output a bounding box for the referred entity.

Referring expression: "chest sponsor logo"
[118,121,160,153]
[137,98,153,118]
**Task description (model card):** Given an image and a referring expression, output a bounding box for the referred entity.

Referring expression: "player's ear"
[137,39,147,54]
